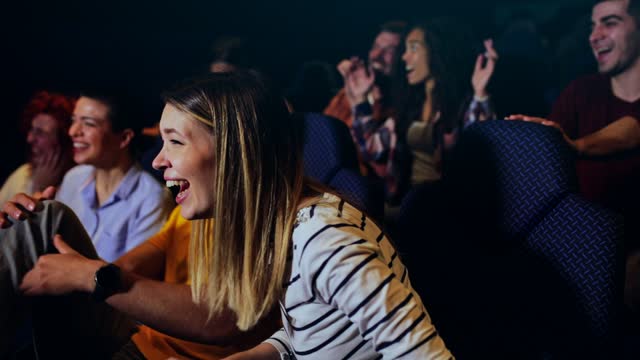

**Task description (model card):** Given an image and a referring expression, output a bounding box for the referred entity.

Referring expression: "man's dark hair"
[210,36,254,69]
[79,88,143,135]
[78,87,145,156]
[379,20,408,36]
[593,0,640,27]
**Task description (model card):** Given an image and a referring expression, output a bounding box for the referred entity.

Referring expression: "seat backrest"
[447,119,579,240]
[300,112,359,182]
[397,120,623,358]
[454,120,622,357]
[300,112,382,220]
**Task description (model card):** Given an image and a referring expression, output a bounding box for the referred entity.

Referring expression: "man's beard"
[374,72,392,93]
[600,33,640,77]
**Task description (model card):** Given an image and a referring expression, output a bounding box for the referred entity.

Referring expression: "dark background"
[3,0,596,180]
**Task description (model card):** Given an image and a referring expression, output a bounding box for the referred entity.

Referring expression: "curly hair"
[21,91,75,135]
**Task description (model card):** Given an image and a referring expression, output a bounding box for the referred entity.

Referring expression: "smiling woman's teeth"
[166,180,189,199]
[166,180,187,188]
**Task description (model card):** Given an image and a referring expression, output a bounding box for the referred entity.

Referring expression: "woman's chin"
[181,206,214,221]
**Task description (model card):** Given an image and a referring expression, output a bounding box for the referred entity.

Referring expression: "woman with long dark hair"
[350,19,498,203]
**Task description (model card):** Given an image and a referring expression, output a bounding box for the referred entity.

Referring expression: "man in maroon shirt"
[509,0,640,313]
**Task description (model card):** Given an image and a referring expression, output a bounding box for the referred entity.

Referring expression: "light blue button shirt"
[56,164,174,262]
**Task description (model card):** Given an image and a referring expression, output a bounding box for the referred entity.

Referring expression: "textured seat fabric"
[527,194,620,342]
[396,120,623,359]
[462,120,577,239]
[300,112,359,183]
[300,112,382,221]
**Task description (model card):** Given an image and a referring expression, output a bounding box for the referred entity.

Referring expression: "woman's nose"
[152,146,169,171]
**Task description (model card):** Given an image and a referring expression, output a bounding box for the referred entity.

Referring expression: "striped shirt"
[264,193,453,359]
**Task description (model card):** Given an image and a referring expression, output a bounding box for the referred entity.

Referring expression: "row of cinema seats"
[392,120,624,359]
[298,112,384,221]
[12,114,623,358]
[302,114,625,357]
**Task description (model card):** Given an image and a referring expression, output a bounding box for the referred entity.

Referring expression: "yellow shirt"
[132,207,280,359]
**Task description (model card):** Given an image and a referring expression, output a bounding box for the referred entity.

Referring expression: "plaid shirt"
[352,96,495,199]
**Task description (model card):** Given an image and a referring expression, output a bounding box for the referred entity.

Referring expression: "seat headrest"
[301,112,359,183]
[446,120,578,239]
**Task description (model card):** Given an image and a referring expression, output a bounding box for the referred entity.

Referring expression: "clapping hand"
[472,39,498,99]
[344,58,375,106]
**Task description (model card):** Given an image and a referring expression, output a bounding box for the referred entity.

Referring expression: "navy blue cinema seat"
[298,112,383,222]
[396,120,623,359]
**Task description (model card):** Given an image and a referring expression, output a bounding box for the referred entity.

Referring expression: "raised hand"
[31,145,73,193]
[336,57,357,78]
[345,59,375,106]
[472,39,499,99]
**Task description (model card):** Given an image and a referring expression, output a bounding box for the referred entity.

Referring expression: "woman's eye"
[170,139,183,145]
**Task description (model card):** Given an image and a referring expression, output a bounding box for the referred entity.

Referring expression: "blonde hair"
[164,71,305,330]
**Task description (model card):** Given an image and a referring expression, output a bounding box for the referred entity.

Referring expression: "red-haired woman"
[0,91,75,203]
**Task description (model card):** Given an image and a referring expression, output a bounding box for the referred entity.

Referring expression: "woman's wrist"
[82,259,109,293]
[473,92,489,102]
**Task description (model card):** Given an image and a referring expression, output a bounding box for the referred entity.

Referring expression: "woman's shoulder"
[292,193,378,251]
[295,193,363,226]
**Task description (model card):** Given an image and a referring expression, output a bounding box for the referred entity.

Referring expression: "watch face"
[97,264,121,291]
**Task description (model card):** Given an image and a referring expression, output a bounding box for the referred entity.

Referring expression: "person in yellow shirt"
[115,206,280,359]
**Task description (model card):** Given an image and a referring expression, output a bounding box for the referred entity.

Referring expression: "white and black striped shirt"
[264,193,453,359]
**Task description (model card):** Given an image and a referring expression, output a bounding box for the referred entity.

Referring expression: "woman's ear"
[119,128,135,150]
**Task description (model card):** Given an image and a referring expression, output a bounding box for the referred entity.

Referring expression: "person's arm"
[324,89,353,125]
[351,102,396,163]
[4,191,243,345]
[301,230,453,359]
[573,116,640,155]
[465,39,498,127]
[506,115,640,156]
[346,59,398,164]
[19,235,245,346]
[462,96,495,128]
[114,241,165,280]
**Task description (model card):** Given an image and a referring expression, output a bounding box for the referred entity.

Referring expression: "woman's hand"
[19,235,105,296]
[472,39,498,99]
[0,186,57,228]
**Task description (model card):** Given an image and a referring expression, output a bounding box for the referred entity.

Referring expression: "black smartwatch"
[92,263,122,302]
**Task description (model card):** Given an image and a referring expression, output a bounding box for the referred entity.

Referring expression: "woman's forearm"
[106,270,242,345]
